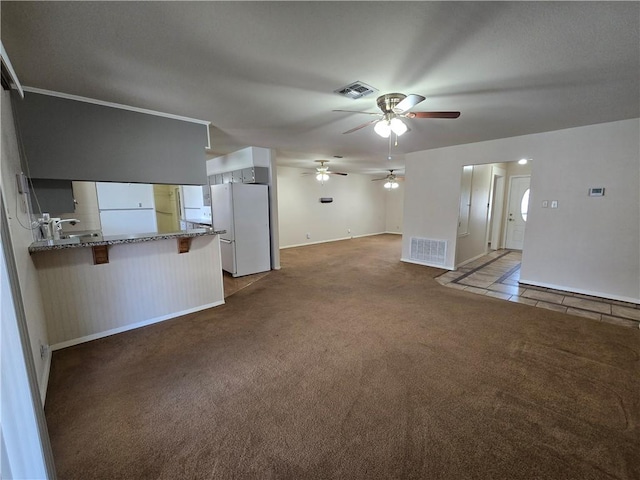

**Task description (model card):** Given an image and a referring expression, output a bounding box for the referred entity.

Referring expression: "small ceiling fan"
[304,160,348,182]
[334,93,460,137]
[372,169,403,189]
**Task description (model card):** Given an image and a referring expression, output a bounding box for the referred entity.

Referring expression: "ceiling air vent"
[334,81,377,100]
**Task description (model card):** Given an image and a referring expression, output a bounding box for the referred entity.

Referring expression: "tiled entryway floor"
[223,270,271,298]
[436,250,640,329]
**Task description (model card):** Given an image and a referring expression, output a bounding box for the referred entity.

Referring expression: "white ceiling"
[2,2,638,175]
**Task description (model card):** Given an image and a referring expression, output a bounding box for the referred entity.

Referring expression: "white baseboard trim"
[518,278,640,305]
[384,231,402,235]
[39,350,51,405]
[280,232,387,249]
[50,300,225,351]
[401,257,452,270]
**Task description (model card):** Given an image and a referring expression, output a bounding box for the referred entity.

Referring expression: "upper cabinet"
[96,182,155,210]
[209,167,269,186]
[182,185,205,209]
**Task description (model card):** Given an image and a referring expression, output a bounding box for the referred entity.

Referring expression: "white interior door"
[505,176,530,250]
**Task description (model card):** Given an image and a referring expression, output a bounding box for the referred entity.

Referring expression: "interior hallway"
[437,250,640,329]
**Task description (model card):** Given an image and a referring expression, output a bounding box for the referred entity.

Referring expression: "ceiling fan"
[334,93,460,137]
[304,160,348,182]
[372,170,403,189]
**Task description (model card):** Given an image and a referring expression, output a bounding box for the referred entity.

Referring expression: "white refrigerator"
[211,183,271,277]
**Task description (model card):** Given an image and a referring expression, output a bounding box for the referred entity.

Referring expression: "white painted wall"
[32,235,224,348]
[403,119,640,303]
[277,166,387,248]
[0,91,51,400]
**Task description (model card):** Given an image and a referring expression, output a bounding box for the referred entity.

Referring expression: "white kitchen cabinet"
[96,182,157,236]
[96,182,154,210]
[181,185,205,209]
[99,209,157,236]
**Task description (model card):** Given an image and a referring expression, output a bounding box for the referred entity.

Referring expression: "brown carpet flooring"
[45,234,640,480]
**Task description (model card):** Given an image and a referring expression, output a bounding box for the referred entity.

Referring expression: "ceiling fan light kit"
[335,92,460,138]
[373,119,391,138]
[373,169,403,190]
[304,160,348,183]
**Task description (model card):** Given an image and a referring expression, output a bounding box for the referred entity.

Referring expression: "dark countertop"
[29,228,225,253]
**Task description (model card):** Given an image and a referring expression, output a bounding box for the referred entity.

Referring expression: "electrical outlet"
[347,229,351,234]
[16,172,29,194]
[306,233,311,239]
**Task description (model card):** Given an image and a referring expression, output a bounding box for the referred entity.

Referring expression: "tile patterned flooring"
[436,250,640,329]
[223,270,271,298]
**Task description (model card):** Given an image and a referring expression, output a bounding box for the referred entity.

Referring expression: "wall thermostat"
[319,197,333,203]
[588,187,605,197]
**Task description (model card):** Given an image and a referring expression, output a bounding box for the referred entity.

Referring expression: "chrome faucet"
[54,218,80,227]
[51,218,80,239]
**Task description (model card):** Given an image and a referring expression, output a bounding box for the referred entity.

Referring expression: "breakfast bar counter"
[30,229,226,350]
[28,228,224,252]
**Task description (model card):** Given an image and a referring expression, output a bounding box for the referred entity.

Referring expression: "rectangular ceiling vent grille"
[334,81,377,99]
[410,237,447,266]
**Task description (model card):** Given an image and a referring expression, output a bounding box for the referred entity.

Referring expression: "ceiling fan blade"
[405,111,461,119]
[342,119,379,134]
[333,109,382,116]
[329,172,348,176]
[392,94,426,113]
[371,178,387,182]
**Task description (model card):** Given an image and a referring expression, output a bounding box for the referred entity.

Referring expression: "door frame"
[503,175,531,249]
[486,166,506,250]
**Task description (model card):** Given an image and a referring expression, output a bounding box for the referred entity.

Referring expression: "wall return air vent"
[410,237,447,266]
[334,81,377,99]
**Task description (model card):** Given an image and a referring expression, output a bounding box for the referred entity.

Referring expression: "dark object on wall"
[29,178,75,214]
[320,197,333,203]
[12,91,208,185]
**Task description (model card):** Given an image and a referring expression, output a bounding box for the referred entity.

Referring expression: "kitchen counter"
[183,217,213,226]
[29,228,225,253]
[31,227,226,350]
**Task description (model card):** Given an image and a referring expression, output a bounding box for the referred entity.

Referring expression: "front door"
[505,176,530,250]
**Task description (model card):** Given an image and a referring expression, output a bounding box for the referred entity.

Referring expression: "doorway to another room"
[455,159,532,269]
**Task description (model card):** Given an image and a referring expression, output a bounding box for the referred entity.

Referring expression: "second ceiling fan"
[372,170,404,189]
[334,93,460,137]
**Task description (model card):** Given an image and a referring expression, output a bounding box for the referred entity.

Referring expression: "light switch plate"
[542,200,549,208]
[551,200,558,209]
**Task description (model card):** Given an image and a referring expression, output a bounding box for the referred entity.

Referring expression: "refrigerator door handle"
[220,238,232,244]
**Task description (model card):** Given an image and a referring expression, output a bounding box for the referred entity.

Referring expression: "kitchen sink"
[60,231,102,240]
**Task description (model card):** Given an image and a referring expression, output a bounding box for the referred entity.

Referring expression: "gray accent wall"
[12,92,208,185]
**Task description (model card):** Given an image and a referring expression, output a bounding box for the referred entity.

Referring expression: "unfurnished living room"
[1,2,639,480]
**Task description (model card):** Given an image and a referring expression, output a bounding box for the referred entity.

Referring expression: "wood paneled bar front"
[29,229,225,349]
